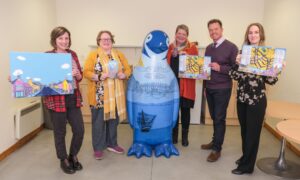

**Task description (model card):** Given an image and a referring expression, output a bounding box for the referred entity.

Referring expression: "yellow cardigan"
[83,48,132,106]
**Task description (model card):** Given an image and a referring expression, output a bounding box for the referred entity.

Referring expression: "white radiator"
[14,100,43,139]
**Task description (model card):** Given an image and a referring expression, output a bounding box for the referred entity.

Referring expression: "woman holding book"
[167,24,198,147]
[229,23,282,175]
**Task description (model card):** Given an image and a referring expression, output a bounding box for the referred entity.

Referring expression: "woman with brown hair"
[230,23,281,175]
[44,26,84,174]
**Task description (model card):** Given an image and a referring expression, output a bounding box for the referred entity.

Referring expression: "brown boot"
[207,150,221,162]
[201,142,213,150]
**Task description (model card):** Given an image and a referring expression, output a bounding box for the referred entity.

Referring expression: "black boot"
[60,159,75,174]
[68,155,83,171]
[182,129,189,147]
[172,128,178,144]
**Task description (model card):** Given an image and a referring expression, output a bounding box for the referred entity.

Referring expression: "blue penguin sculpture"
[127,30,180,158]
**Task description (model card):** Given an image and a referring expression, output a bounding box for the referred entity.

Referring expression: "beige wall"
[2,0,279,153]
[1,0,298,156]
[54,0,264,125]
[1,0,298,155]
[0,0,56,153]
[55,0,265,64]
[264,0,300,103]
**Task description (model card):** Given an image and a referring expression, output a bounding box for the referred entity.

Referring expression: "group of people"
[42,18,281,175]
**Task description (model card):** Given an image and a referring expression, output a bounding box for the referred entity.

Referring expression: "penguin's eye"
[166,37,169,45]
[145,34,153,43]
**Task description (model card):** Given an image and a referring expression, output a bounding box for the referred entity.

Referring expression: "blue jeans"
[206,88,232,152]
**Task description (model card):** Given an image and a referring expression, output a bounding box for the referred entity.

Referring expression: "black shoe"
[68,155,83,171]
[231,168,253,175]
[235,156,243,165]
[182,139,189,147]
[60,159,75,174]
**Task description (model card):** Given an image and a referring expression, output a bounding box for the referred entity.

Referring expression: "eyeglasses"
[100,38,112,42]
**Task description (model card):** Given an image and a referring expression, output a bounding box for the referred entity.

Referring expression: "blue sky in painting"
[10,52,73,85]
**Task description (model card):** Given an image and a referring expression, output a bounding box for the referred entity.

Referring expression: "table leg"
[275,137,287,170]
[256,137,300,178]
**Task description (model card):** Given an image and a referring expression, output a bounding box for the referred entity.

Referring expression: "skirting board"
[0,124,44,161]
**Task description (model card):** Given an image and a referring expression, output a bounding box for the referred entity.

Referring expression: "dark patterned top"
[229,64,278,105]
[93,56,104,109]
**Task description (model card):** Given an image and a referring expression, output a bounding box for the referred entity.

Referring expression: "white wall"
[0,0,56,153]
[264,0,300,103]
[55,0,265,65]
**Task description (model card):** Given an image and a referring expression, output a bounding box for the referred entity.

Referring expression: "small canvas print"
[107,59,119,78]
[10,52,74,98]
[179,55,211,80]
[239,45,286,77]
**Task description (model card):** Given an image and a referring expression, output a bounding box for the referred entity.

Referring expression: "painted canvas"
[10,52,74,98]
[178,55,211,80]
[239,45,286,77]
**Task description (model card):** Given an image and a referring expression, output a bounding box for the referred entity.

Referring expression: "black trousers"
[50,95,84,160]
[237,96,267,172]
[174,107,191,131]
[206,88,232,152]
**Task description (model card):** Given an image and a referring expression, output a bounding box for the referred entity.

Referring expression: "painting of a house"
[10,52,74,98]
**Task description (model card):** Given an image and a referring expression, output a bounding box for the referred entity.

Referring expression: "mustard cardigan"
[83,48,132,106]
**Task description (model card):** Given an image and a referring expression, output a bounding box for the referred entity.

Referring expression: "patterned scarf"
[172,40,189,52]
[97,47,127,122]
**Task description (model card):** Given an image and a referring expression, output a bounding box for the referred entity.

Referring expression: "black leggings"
[174,107,191,131]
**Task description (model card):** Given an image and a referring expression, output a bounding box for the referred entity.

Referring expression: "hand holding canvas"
[210,62,220,72]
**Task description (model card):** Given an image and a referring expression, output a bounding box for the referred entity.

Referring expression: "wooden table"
[277,120,300,145]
